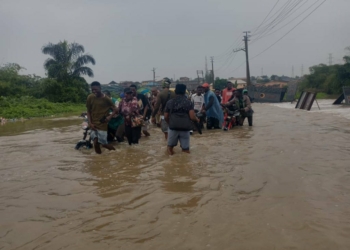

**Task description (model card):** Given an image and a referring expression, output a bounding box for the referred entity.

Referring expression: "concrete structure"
[255,81,288,88]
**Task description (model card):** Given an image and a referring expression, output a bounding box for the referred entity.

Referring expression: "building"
[141,80,154,86]
[143,82,162,88]
[179,77,190,82]
[228,78,247,89]
[254,81,288,88]
[177,78,203,91]
[278,76,293,82]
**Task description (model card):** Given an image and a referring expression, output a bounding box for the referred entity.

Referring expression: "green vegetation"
[0,96,85,119]
[0,41,94,119]
[299,47,350,95]
[213,77,238,90]
[213,77,228,90]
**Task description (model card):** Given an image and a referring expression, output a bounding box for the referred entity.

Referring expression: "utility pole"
[210,56,214,84]
[152,68,156,82]
[233,31,251,85]
[243,31,251,86]
[205,56,208,75]
[292,66,294,78]
[329,53,333,66]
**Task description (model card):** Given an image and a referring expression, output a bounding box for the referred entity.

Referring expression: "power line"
[252,0,304,42]
[251,0,280,34]
[252,0,293,36]
[252,0,297,37]
[252,0,321,43]
[250,0,327,61]
[213,36,243,59]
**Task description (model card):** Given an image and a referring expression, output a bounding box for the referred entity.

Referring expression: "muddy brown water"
[1,103,350,250]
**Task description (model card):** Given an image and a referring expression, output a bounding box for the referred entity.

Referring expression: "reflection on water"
[1,103,350,249]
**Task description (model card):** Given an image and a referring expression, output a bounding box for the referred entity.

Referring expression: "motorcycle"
[222,104,240,131]
[75,113,93,150]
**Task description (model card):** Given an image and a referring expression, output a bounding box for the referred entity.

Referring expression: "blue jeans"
[167,129,190,150]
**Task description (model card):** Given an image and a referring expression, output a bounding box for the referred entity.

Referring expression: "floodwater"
[1,101,350,250]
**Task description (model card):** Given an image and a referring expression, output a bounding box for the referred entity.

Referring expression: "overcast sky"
[1,0,349,83]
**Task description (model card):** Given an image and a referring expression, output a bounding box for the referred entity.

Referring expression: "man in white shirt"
[191,86,204,112]
[190,86,205,134]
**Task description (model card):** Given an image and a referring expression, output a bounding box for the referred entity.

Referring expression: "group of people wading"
[86,78,253,155]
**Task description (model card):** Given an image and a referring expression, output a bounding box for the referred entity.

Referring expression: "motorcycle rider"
[221,81,236,104]
[226,90,253,126]
[86,81,118,154]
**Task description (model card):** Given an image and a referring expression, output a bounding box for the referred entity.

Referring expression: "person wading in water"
[86,81,117,154]
[118,88,142,145]
[202,83,224,129]
[164,84,199,155]
[151,78,176,140]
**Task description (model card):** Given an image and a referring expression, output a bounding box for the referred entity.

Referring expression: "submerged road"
[0,102,350,249]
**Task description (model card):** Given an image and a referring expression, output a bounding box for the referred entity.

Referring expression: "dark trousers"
[241,115,253,126]
[125,125,141,145]
[207,117,220,129]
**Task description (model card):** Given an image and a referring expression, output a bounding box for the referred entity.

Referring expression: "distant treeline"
[299,47,350,94]
[0,63,89,103]
[0,41,96,104]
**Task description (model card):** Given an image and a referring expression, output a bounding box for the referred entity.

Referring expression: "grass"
[0,96,86,119]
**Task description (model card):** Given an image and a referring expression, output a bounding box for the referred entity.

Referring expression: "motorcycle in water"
[75,113,93,150]
[222,105,241,131]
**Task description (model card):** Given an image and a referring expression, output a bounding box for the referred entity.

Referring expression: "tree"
[42,41,95,81]
[270,75,278,81]
[213,77,227,90]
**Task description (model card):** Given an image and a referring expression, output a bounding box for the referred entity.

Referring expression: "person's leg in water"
[125,125,133,145]
[132,127,141,144]
[116,123,125,142]
[240,116,246,126]
[161,119,169,140]
[167,129,178,155]
[213,117,220,129]
[206,117,213,129]
[92,130,115,154]
[100,130,115,151]
[93,137,102,154]
[247,115,253,126]
[179,131,190,154]
[142,122,150,136]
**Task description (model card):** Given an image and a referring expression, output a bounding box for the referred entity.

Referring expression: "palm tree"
[42,41,96,81]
